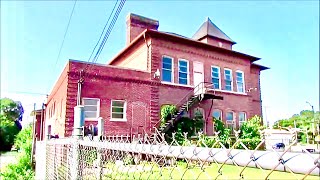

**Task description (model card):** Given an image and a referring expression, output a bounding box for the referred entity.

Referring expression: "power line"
[2,90,47,96]
[87,0,119,63]
[47,0,77,93]
[91,0,126,64]
[84,0,126,73]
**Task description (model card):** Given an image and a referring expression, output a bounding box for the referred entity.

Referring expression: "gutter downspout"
[143,33,151,71]
[77,70,84,106]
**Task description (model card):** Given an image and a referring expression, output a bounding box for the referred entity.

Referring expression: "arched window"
[226,111,235,133]
[212,109,222,120]
[239,112,246,126]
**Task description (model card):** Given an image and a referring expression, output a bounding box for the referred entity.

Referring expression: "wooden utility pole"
[31,103,36,165]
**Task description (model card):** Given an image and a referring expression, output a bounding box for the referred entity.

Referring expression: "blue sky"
[1,1,319,125]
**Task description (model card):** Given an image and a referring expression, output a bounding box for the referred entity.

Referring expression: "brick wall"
[150,35,263,134]
[111,40,149,71]
[66,61,153,136]
[46,63,69,137]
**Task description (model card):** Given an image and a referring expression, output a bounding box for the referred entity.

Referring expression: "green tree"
[1,124,34,179]
[160,105,204,145]
[240,115,262,139]
[239,115,264,150]
[0,98,23,151]
[273,110,320,143]
[213,118,231,146]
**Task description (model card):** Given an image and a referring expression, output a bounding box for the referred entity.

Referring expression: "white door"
[193,61,204,95]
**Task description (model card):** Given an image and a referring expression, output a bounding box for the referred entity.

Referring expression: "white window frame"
[226,111,234,124]
[178,59,189,85]
[236,70,245,93]
[82,98,100,120]
[110,100,127,122]
[211,66,221,89]
[224,68,233,91]
[161,55,174,83]
[239,112,246,126]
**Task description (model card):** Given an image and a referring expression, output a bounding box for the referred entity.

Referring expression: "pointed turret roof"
[192,17,236,44]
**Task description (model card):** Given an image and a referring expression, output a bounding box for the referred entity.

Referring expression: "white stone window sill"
[110,118,127,122]
[208,88,247,96]
[161,81,193,88]
[85,118,98,121]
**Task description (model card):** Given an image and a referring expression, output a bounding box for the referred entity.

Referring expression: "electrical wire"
[84,0,126,73]
[91,0,126,64]
[86,0,119,63]
[46,0,77,93]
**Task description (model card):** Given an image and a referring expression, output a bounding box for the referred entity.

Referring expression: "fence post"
[71,106,84,180]
[96,144,103,180]
[96,117,104,179]
[71,139,80,180]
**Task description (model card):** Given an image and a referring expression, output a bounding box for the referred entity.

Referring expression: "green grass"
[84,161,319,180]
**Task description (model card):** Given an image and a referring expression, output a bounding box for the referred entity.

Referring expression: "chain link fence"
[37,129,319,180]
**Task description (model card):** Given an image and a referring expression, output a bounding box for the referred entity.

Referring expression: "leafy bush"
[1,124,34,180]
[160,105,177,127]
[0,117,20,151]
[14,124,32,151]
[238,116,264,150]
[237,138,263,150]
[240,115,262,139]
[197,134,216,147]
[0,98,24,151]
[123,153,134,165]
[213,118,231,147]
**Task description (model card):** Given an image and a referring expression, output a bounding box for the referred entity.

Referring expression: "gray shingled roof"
[192,17,235,44]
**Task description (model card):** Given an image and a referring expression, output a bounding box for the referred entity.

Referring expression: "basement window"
[82,98,100,120]
[212,109,222,120]
[162,56,173,82]
[226,111,235,133]
[226,111,234,123]
[239,112,246,126]
[111,100,126,121]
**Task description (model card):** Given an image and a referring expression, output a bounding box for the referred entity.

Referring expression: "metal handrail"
[153,82,215,128]
[174,82,214,109]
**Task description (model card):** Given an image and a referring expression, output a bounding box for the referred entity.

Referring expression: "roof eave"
[198,35,237,45]
[148,29,260,61]
[252,63,270,71]
[108,29,260,65]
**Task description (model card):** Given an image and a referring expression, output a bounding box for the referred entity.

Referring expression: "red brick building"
[45,13,268,138]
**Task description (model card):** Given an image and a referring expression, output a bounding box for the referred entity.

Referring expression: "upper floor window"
[178,59,188,85]
[224,69,233,91]
[82,98,100,119]
[211,66,220,89]
[239,112,246,126]
[111,100,126,121]
[162,56,173,82]
[212,109,222,120]
[236,71,245,93]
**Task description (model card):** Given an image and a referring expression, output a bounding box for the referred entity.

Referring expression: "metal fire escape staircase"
[158,82,223,133]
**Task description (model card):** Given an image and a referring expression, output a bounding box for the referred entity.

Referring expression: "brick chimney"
[126,13,159,45]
